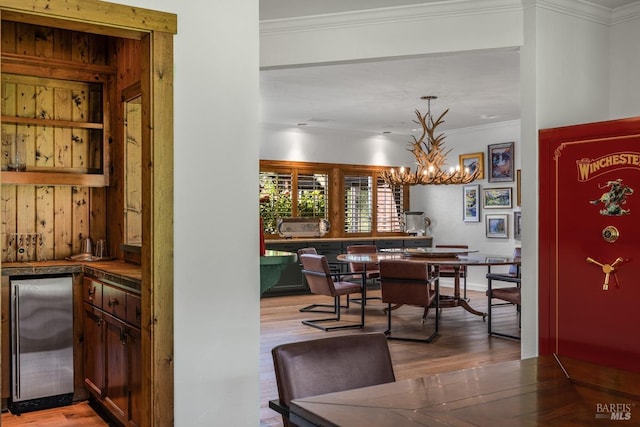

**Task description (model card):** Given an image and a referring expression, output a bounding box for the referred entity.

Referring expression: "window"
[344,175,372,233]
[376,178,404,232]
[260,160,408,238]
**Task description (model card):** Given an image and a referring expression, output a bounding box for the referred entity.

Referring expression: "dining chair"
[379,259,439,343]
[345,244,382,305]
[269,332,396,427]
[297,247,350,313]
[486,247,521,340]
[435,244,469,299]
[299,253,365,331]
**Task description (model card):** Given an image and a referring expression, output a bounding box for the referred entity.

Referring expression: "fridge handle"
[12,286,20,400]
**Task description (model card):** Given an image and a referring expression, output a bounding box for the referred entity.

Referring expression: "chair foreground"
[299,253,365,331]
[379,259,439,343]
[269,333,396,427]
[486,247,521,340]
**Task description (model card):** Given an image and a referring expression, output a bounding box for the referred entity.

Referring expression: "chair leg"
[487,280,520,340]
[384,302,438,343]
[301,295,365,331]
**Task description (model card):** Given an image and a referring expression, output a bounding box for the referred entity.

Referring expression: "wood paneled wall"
[1,22,116,261]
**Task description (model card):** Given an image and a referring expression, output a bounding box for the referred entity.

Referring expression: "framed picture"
[514,211,522,240]
[459,152,484,179]
[488,142,515,182]
[482,187,512,209]
[516,169,521,207]
[486,214,508,238]
[463,184,480,222]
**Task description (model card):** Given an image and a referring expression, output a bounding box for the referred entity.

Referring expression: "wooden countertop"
[1,259,142,291]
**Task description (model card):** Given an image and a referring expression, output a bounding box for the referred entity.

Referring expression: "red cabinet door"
[539,117,640,372]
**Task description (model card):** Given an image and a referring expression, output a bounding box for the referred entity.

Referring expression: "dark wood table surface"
[290,354,640,426]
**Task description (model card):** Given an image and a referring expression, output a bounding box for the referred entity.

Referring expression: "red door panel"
[539,117,640,372]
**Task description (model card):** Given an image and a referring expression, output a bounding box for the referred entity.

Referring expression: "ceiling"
[259,0,638,135]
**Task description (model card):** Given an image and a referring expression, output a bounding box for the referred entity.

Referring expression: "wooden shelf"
[1,171,108,187]
[1,115,103,129]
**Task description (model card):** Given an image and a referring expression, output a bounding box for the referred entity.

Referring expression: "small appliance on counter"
[402,211,431,236]
[277,217,330,238]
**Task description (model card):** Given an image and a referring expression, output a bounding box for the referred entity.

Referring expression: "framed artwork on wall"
[486,213,508,238]
[482,187,512,209]
[488,142,514,182]
[459,152,484,179]
[516,169,521,207]
[514,211,522,240]
[463,184,480,222]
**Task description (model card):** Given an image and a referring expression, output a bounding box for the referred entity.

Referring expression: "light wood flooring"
[1,286,520,426]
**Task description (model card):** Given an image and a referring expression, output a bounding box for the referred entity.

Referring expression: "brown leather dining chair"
[269,333,396,427]
[379,259,439,343]
[346,244,381,305]
[486,247,521,340]
[299,253,365,331]
[297,247,349,313]
[435,244,469,299]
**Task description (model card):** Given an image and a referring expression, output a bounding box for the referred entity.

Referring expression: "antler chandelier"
[381,96,480,186]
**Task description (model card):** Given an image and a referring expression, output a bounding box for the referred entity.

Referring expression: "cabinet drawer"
[126,293,142,328]
[83,277,103,308]
[102,285,127,321]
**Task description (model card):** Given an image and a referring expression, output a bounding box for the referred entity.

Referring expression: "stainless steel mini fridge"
[10,276,74,414]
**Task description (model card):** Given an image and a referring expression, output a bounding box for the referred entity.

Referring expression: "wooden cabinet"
[82,276,141,426]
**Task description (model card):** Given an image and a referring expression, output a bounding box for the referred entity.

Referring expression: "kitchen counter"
[1,260,141,292]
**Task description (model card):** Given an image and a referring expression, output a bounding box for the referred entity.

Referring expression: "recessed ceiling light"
[382,131,391,134]
[297,123,307,126]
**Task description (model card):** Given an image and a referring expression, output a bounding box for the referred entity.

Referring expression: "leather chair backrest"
[435,244,468,274]
[509,247,522,276]
[379,260,434,306]
[272,333,395,411]
[299,253,335,297]
[297,247,318,257]
[346,245,378,273]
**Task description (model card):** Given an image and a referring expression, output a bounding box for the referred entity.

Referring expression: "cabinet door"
[128,326,142,426]
[83,302,105,396]
[103,313,129,423]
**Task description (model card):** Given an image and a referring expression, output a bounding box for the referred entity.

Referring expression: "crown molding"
[611,1,640,24]
[260,0,522,35]
[525,0,612,25]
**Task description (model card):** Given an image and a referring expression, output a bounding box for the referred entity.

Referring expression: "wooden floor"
[260,287,521,427]
[1,402,110,426]
[1,286,520,426]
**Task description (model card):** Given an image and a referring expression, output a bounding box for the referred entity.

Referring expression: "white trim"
[529,0,612,25]
[261,0,522,35]
[611,1,640,24]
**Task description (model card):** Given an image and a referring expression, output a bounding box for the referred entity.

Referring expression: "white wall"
[120,0,261,426]
[261,123,413,165]
[609,4,640,119]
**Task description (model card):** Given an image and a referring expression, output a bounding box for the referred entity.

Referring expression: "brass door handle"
[586,257,625,290]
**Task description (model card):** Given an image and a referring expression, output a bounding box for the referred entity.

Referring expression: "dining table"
[289,354,640,426]
[336,248,521,319]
